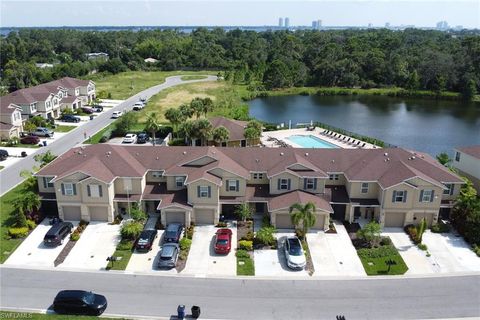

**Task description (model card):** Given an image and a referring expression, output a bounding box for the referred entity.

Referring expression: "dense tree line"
[1,28,479,97]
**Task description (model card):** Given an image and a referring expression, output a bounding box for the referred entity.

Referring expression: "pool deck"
[261,128,378,149]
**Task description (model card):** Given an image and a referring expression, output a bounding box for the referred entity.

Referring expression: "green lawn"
[357,245,408,275]
[0,166,4,170]
[0,143,40,149]
[106,240,134,271]
[54,125,76,133]
[0,183,29,263]
[237,256,255,276]
[0,311,125,319]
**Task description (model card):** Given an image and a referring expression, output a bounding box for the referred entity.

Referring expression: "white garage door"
[195,209,215,225]
[384,212,406,227]
[63,206,81,221]
[275,213,295,229]
[165,211,186,225]
[89,206,109,222]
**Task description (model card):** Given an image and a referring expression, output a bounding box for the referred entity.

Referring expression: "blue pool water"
[287,135,339,148]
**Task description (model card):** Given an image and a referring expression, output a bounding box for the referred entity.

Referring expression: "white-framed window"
[393,190,406,203]
[421,190,433,202]
[46,101,51,108]
[59,92,63,98]
[123,178,132,192]
[361,182,369,194]
[280,178,289,190]
[199,186,209,198]
[253,173,264,180]
[151,171,163,178]
[443,184,453,195]
[305,178,315,190]
[455,152,460,162]
[63,183,75,196]
[53,98,58,105]
[43,177,54,188]
[175,176,185,187]
[227,179,238,192]
[88,184,103,198]
[329,174,339,181]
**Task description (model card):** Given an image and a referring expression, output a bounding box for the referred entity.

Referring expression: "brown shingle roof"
[268,190,333,212]
[209,117,248,141]
[457,145,480,160]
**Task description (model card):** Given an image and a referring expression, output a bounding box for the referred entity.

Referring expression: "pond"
[249,95,480,156]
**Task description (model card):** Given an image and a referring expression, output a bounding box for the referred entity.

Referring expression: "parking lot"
[183,225,237,277]
[5,219,78,267]
[58,222,121,270]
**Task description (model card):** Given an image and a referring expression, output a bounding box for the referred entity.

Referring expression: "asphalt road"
[1,267,479,319]
[0,75,217,196]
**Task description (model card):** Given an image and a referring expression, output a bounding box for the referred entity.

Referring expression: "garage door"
[275,213,295,229]
[63,206,81,221]
[195,209,215,225]
[313,214,326,230]
[413,212,434,227]
[165,211,186,225]
[89,206,109,222]
[384,212,406,227]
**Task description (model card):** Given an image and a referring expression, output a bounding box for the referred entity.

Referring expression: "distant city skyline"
[1,1,479,29]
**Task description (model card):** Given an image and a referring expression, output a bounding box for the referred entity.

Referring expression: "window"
[62,183,76,196]
[199,186,210,198]
[280,179,289,190]
[305,178,315,190]
[87,184,103,198]
[361,183,369,194]
[46,102,51,108]
[455,152,460,162]
[420,190,434,202]
[123,178,132,192]
[152,171,163,178]
[175,176,185,187]
[392,190,406,203]
[227,179,239,192]
[59,92,63,98]
[43,177,54,188]
[329,174,339,181]
[443,184,453,195]
[253,173,264,180]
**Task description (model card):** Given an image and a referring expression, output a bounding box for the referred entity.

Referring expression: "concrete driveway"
[382,227,434,275]
[255,230,309,277]
[4,219,77,267]
[183,224,237,277]
[422,230,480,272]
[308,223,366,277]
[58,222,120,270]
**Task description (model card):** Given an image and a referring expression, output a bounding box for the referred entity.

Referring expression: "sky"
[1,0,479,28]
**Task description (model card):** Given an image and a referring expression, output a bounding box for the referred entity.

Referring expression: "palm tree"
[202,97,214,117]
[145,112,161,146]
[179,120,194,145]
[212,126,230,146]
[20,191,41,214]
[179,103,194,119]
[190,97,204,119]
[289,202,317,240]
[244,120,262,146]
[193,119,213,146]
[164,108,184,138]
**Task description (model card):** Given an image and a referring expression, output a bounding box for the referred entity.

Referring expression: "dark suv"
[61,114,81,123]
[164,223,183,243]
[135,229,157,252]
[44,222,74,247]
[53,290,107,316]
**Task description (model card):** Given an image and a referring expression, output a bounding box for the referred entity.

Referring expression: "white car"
[122,134,137,144]
[284,236,306,270]
[132,102,145,111]
[111,110,123,118]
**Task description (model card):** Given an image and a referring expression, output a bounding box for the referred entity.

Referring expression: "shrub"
[168,138,187,146]
[255,226,276,246]
[262,215,271,228]
[120,221,143,240]
[236,249,250,258]
[380,236,392,246]
[404,224,420,244]
[185,226,194,239]
[418,243,428,251]
[25,219,37,230]
[179,250,189,260]
[239,240,253,251]
[241,231,254,241]
[70,232,80,241]
[473,244,480,257]
[431,221,451,233]
[180,238,192,251]
[129,207,147,222]
[8,227,29,238]
[216,222,228,228]
[79,219,89,227]
[357,245,399,259]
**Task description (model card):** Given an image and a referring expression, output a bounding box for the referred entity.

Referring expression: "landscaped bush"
[70,231,80,241]
[431,221,451,233]
[239,240,253,251]
[185,225,194,239]
[241,231,254,241]
[379,236,392,246]
[120,221,143,240]
[99,128,113,143]
[26,219,37,230]
[168,138,187,146]
[179,238,192,251]
[235,249,250,258]
[418,243,428,251]
[254,226,276,246]
[262,215,272,228]
[8,227,29,238]
[473,244,480,257]
[357,245,399,259]
[215,222,228,228]
[404,224,420,244]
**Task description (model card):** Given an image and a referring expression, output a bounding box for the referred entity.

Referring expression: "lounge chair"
[356,141,361,145]
[361,142,366,148]
[346,138,351,143]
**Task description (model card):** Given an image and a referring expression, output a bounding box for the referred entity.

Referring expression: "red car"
[20,135,40,144]
[214,228,232,254]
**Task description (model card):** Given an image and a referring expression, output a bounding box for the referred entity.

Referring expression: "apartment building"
[35,145,464,229]
[453,145,480,193]
[207,117,259,147]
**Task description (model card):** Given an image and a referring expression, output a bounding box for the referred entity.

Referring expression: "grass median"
[357,245,408,275]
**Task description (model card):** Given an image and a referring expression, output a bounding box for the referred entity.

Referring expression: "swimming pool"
[287,135,339,148]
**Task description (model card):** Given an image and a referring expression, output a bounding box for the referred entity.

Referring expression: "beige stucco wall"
[79,178,111,204]
[348,181,380,198]
[207,168,247,197]
[53,172,89,203]
[187,179,219,205]
[246,172,269,185]
[326,173,346,186]
[166,175,186,190]
[37,176,56,193]
[145,170,166,183]
[441,183,461,201]
[269,172,300,194]
[453,151,480,182]
[114,177,143,194]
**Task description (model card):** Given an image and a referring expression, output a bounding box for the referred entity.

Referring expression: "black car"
[135,229,157,252]
[0,149,8,161]
[61,114,81,123]
[44,222,74,247]
[53,290,107,316]
[164,223,183,243]
[81,107,94,114]
[136,132,150,144]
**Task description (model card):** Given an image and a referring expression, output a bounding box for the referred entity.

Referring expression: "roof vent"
[305,152,309,156]
[331,159,335,163]
[384,152,388,157]
[387,158,390,161]
[183,151,187,155]
[384,159,387,162]
[411,156,416,160]
[81,146,86,150]
[83,154,87,158]
[156,157,159,160]
[255,159,260,163]
[78,151,83,155]
[280,152,284,156]
[136,152,139,156]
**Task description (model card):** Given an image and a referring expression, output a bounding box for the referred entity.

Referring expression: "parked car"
[0,149,8,161]
[164,223,183,243]
[91,105,103,112]
[111,111,123,119]
[214,228,233,254]
[81,107,94,114]
[136,132,150,144]
[135,229,157,252]
[32,127,54,137]
[132,102,145,111]
[61,114,81,123]
[20,135,40,145]
[43,222,74,247]
[122,133,137,144]
[283,236,306,270]
[157,243,179,269]
[52,290,107,316]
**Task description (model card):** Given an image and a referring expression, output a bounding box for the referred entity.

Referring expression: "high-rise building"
[278,17,283,27]
[312,21,317,29]
[285,17,290,28]
[317,20,322,28]
[436,21,449,30]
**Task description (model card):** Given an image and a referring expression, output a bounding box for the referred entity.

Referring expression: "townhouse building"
[35,145,463,229]
[207,117,259,147]
[0,100,24,140]
[453,145,480,193]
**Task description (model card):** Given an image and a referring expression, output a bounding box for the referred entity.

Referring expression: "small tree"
[190,97,204,119]
[12,203,28,227]
[145,112,161,146]
[114,111,137,136]
[255,226,276,246]
[416,218,427,243]
[120,221,143,240]
[451,178,478,235]
[34,151,56,167]
[356,221,382,247]
[244,120,262,146]
[20,169,38,191]
[129,205,147,222]
[179,103,194,119]
[212,126,230,146]
[164,108,185,138]
[201,97,214,117]
[289,202,317,240]
[436,152,452,166]
[23,121,36,133]
[235,203,253,222]
[192,118,213,146]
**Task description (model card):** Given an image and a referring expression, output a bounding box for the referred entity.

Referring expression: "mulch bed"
[176,257,187,272]
[54,240,76,267]
[236,220,253,244]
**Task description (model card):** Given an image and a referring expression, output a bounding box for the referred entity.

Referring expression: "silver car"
[157,243,179,269]
[284,236,306,270]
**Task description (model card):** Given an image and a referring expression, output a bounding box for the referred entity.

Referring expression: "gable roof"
[209,116,248,141]
[268,190,333,212]
[0,98,21,116]
[456,145,480,160]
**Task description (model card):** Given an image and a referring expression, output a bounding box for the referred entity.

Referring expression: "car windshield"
[216,239,228,245]
[138,238,148,244]
[82,292,95,304]
[287,239,303,256]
